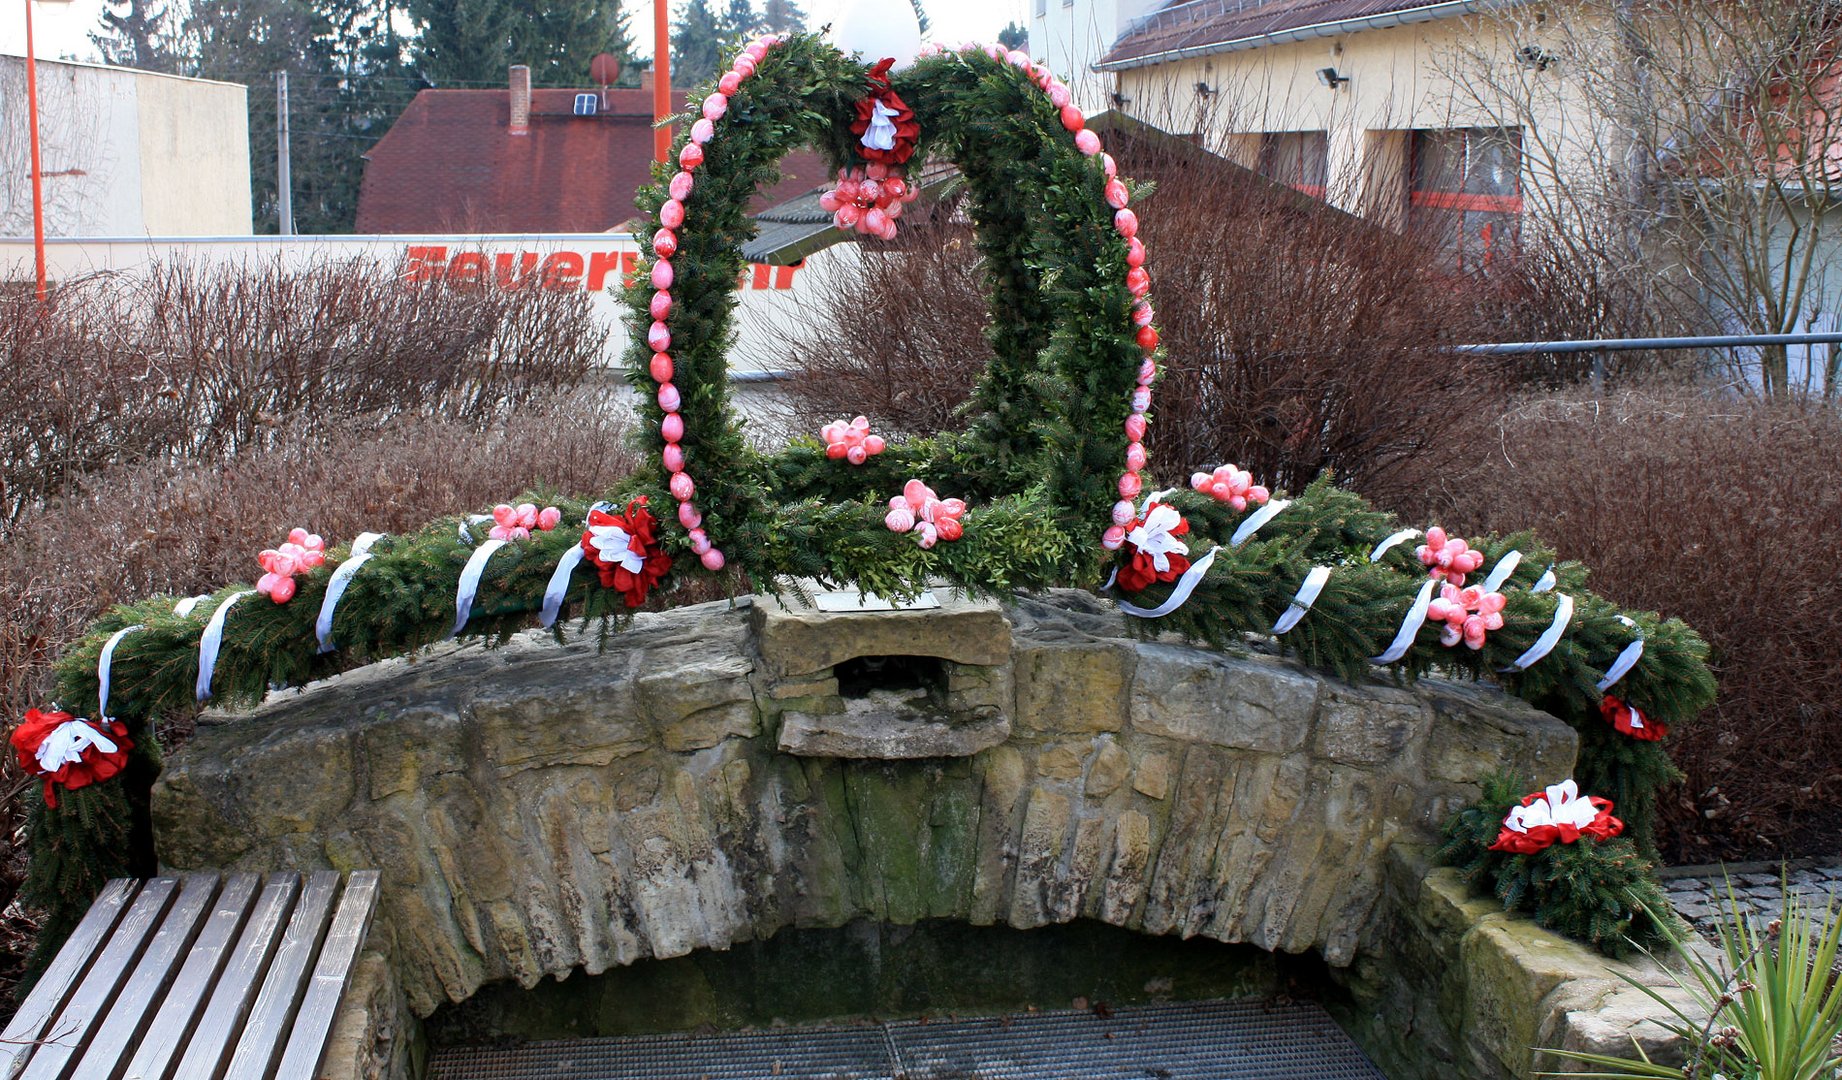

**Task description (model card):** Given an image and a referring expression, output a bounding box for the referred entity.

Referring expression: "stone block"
[778,708,1010,759]
[1085,740,1130,797]
[753,589,1010,677]
[1011,641,1134,733]
[635,649,758,752]
[1129,644,1319,753]
[1038,743,1086,780]
[1312,688,1428,766]
[1420,679,1577,788]
[1132,752,1173,800]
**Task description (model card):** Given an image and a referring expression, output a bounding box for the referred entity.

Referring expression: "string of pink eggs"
[644,33,790,574]
[920,43,1161,552]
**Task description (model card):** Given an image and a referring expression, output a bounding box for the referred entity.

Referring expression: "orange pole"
[25,0,49,304]
[652,0,672,163]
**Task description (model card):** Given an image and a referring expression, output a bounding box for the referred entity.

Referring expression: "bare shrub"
[771,135,1509,509]
[1431,379,1842,862]
[0,259,606,529]
[0,388,640,1002]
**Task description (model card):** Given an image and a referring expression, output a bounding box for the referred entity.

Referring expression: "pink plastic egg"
[669,471,695,501]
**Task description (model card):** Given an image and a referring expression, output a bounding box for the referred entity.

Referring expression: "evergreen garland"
[1439,774,1676,957]
[14,34,1717,973]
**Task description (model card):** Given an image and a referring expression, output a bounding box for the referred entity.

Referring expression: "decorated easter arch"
[626,34,1155,595]
[14,34,1721,970]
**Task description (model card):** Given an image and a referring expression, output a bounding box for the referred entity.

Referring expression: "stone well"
[151,588,1675,1079]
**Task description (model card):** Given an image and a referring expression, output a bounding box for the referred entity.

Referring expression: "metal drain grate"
[427,999,1388,1080]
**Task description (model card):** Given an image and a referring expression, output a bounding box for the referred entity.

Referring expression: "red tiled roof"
[1100,0,1483,69]
[355,87,830,233]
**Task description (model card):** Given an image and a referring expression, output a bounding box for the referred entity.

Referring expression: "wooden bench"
[1,870,380,1080]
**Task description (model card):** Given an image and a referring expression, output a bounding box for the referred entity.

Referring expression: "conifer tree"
[761,0,804,36]
[93,0,181,72]
[997,21,1027,51]
[671,0,724,86]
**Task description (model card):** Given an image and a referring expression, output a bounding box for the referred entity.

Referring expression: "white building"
[0,55,251,238]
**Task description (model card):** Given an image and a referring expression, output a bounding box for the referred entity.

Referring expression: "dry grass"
[1431,379,1842,863]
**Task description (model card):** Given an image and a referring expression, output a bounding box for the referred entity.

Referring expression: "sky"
[2,0,1029,66]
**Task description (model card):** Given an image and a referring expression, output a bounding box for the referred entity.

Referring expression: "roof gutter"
[1094,0,1523,72]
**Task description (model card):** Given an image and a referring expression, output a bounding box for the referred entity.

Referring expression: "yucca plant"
[1543,881,1842,1080]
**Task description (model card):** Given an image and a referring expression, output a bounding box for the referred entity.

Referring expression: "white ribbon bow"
[1502,779,1599,834]
[586,521,645,574]
[35,718,118,773]
[1124,504,1189,574]
[862,99,899,151]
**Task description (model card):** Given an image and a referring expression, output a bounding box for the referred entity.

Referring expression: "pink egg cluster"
[926,46,1161,551]
[256,528,326,604]
[489,502,562,542]
[646,33,785,573]
[1188,464,1269,512]
[1416,527,1485,586]
[884,479,967,548]
[1428,583,1508,650]
[820,415,887,464]
[819,165,918,241]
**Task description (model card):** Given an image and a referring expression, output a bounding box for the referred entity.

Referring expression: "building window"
[1257,131,1329,198]
[1036,0,1046,16]
[1408,127,1522,267]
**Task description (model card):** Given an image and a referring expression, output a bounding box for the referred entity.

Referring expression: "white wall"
[1029,0,1163,113]
[0,56,250,237]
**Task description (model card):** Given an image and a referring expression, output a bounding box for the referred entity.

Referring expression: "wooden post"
[653,0,672,163]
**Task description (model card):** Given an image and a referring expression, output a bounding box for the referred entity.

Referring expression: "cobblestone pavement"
[1661,861,1842,934]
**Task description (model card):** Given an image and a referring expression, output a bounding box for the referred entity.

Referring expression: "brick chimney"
[509,65,531,135]
[640,68,655,95]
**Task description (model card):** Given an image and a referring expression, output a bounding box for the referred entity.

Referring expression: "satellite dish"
[590,53,622,87]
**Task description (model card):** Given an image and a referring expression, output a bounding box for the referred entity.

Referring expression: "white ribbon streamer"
[1481,550,1523,594]
[451,538,510,638]
[1230,498,1292,548]
[1596,615,1645,693]
[196,591,255,701]
[1372,578,1439,664]
[1273,566,1332,635]
[862,99,899,151]
[316,532,385,654]
[1532,565,1557,593]
[97,624,143,720]
[173,594,211,618]
[1503,593,1574,672]
[1116,546,1221,619]
[1368,528,1421,562]
[541,545,588,629]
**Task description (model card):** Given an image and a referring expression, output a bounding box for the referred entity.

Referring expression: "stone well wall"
[152,589,1577,1022]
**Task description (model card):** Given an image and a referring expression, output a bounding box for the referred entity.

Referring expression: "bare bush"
[0,258,606,529]
[1433,379,1842,862]
[773,134,1509,509]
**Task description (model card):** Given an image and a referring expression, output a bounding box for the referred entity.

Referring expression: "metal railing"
[719,331,1842,385]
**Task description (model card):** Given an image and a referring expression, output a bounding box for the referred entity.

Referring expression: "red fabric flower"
[10,708,132,809]
[1600,694,1668,741]
[1116,503,1191,593]
[1487,780,1624,854]
[851,59,920,165]
[581,498,673,607]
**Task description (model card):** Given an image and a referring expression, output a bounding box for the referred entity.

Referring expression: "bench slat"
[221,872,340,1080]
[0,879,139,1080]
[272,871,381,1080]
[169,873,300,1080]
[117,873,261,1080]
[67,873,221,1080]
[16,878,179,1080]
